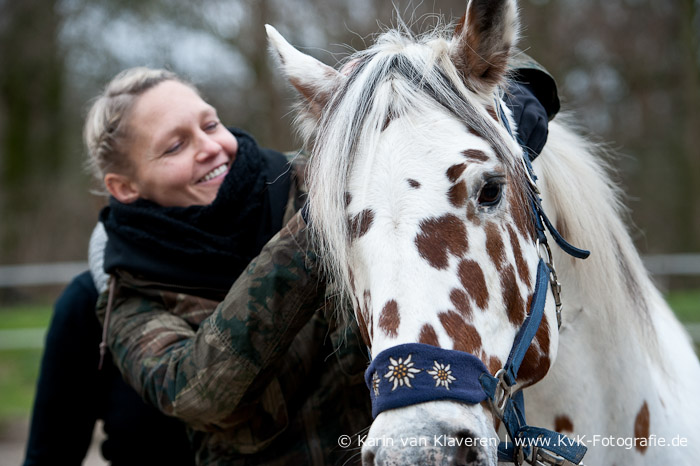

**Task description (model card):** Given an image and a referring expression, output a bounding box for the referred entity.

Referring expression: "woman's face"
[120,80,238,207]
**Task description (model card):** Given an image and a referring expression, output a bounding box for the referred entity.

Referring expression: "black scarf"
[100,128,292,297]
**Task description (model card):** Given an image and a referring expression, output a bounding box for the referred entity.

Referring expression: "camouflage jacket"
[96,155,372,466]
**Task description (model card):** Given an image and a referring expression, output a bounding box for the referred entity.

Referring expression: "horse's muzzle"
[361,428,493,466]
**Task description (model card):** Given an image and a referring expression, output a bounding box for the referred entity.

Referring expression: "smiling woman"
[75,66,377,465]
[86,70,238,207]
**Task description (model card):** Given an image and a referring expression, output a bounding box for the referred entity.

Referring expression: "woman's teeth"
[199,164,227,183]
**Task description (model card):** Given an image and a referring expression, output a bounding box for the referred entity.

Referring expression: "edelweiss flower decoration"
[427,361,456,390]
[371,371,381,396]
[384,354,421,390]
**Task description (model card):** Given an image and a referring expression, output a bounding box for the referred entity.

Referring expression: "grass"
[0,304,52,329]
[0,349,43,421]
[0,305,51,424]
[0,291,697,424]
[666,289,700,322]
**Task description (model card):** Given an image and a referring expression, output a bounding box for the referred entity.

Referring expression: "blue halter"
[363,96,590,465]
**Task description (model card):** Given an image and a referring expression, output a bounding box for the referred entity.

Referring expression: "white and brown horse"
[267,1,700,464]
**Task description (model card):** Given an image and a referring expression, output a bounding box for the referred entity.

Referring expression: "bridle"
[363,91,590,466]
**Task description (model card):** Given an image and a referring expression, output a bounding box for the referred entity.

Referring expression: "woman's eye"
[478,181,503,206]
[205,121,219,132]
[164,141,183,155]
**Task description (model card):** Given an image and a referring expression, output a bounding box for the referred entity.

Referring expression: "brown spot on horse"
[487,355,502,375]
[349,209,375,239]
[554,415,574,433]
[507,224,531,288]
[500,265,525,325]
[486,106,499,122]
[458,259,489,309]
[634,402,650,454]
[448,182,468,208]
[418,324,440,347]
[462,149,489,162]
[439,311,482,354]
[466,202,481,226]
[447,163,467,182]
[378,300,400,338]
[485,222,506,271]
[415,215,468,269]
[509,181,536,241]
[450,288,473,319]
[518,311,552,385]
[407,179,421,189]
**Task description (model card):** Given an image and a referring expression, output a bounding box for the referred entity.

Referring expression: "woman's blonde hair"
[83,67,194,184]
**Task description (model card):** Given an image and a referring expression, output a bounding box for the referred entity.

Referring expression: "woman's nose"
[195,133,222,161]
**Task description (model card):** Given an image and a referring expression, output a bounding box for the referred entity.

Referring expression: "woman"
[84,64,557,465]
[85,67,371,466]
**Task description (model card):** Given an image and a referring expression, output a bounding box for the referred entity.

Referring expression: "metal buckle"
[536,238,564,329]
[490,369,512,418]
[549,267,563,328]
[533,447,585,466]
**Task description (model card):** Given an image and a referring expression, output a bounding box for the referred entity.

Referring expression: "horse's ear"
[266,25,341,119]
[449,0,519,94]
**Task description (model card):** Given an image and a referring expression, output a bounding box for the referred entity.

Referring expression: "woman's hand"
[504,81,549,160]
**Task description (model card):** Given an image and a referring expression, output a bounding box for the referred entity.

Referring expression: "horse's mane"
[536,118,661,355]
[303,26,532,309]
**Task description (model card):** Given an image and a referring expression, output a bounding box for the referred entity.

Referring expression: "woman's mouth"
[197,163,229,184]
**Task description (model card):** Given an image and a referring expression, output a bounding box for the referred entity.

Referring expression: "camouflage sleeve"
[98,212,326,434]
[508,51,560,120]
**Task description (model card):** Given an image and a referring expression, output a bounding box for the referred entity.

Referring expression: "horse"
[266,1,700,464]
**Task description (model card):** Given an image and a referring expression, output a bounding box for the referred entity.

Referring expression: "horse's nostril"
[362,450,376,466]
[453,430,486,466]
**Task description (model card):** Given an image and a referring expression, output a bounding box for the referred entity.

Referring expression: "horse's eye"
[478,181,503,206]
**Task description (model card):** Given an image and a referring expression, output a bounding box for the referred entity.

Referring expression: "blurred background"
[0,0,698,464]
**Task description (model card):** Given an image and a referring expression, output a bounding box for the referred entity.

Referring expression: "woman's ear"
[104,173,140,203]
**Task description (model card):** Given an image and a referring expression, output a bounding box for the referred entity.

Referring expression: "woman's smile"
[197,162,230,184]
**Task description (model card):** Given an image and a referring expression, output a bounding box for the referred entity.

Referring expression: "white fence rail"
[642,254,700,276]
[0,261,88,287]
[2,254,698,288]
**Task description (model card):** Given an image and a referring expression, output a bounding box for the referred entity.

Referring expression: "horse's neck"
[526,120,700,463]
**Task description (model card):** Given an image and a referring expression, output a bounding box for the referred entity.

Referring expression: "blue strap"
[498,391,528,460]
[533,198,591,260]
[503,259,550,385]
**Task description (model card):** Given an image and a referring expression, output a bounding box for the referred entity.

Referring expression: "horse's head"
[269,1,562,464]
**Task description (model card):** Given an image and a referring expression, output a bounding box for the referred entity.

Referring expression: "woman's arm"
[98,213,325,435]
